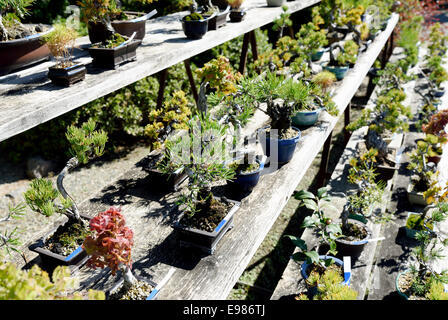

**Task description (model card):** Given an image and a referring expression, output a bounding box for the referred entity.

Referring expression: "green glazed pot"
[324,65,349,80]
[291,108,322,127]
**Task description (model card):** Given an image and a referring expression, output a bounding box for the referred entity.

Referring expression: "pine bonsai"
[0,0,34,41]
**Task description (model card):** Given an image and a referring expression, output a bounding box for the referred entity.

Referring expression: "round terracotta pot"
[0,24,53,76]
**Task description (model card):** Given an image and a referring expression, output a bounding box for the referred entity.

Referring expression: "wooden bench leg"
[388,29,395,59]
[184,59,199,103]
[344,103,351,144]
[317,130,333,188]
[239,32,251,75]
[156,68,168,109]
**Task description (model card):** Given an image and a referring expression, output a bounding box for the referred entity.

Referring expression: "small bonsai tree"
[42,23,78,69]
[0,259,105,300]
[163,113,235,231]
[407,140,439,194]
[196,55,243,97]
[144,90,192,150]
[328,42,357,67]
[312,71,336,93]
[422,109,448,140]
[429,66,448,91]
[83,207,146,297]
[285,187,342,273]
[272,5,293,39]
[227,0,244,10]
[0,0,34,41]
[406,203,448,298]
[296,268,358,300]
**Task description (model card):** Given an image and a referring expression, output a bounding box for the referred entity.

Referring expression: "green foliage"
[25,0,70,24]
[66,119,108,164]
[312,71,336,93]
[196,56,242,96]
[407,140,439,194]
[426,280,448,300]
[0,202,26,256]
[184,11,203,21]
[299,269,358,300]
[295,22,328,56]
[272,5,292,33]
[0,262,105,300]
[42,23,78,67]
[0,0,35,17]
[24,178,72,217]
[144,90,192,150]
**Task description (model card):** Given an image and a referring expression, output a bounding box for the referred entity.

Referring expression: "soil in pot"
[179,198,233,232]
[44,217,90,257]
[266,127,298,140]
[229,161,260,174]
[143,152,187,191]
[109,279,154,300]
[340,222,368,242]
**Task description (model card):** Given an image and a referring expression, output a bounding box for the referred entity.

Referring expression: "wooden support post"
[316,130,333,188]
[184,59,199,103]
[344,103,351,143]
[381,39,389,69]
[239,32,251,75]
[249,30,258,63]
[156,68,168,109]
[388,29,395,60]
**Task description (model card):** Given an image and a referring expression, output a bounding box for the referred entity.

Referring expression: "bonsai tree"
[422,109,448,140]
[144,90,192,150]
[272,5,293,40]
[296,268,358,300]
[346,88,411,160]
[164,113,235,231]
[83,207,151,299]
[196,55,242,97]
[285,187,342,274]
[407,139,439,195]
[0,0,34,41]
[0,259,105,300]
[312,71,336,93]
[427,22,448,58]
[227,0,244,10]
[23,120,107,256]
[429,66,448,91]
[404,203,448,299]
[327,42,357,68]
[42,23,78,69]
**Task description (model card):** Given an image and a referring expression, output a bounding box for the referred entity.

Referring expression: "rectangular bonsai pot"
[407,184,427,206]
[375,164,399,182]
[48,63,86,86]
[88,39,142,69]
[29,213,91,273]
[146,167,188,192]
[204,6,230,30]
[172,197,240,255]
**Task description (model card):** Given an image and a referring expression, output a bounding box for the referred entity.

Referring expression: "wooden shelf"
[0,0,320,143]
[68,14,399,299]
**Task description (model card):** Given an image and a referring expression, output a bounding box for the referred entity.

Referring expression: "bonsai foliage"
[272,5,292,39]
[144,90,192,150]
[83,207,137,287]
[165,113,234,219]
[227,0,244,9]
[407,203,448,298]
[196,56,242,97]
[422,109,448,139]
[296,22,328,59]
[286,187,342,269]
[0,261,105,300]
[312,71,336,93]
[396,16,423,73]
[0,0,34,41]
[184,11,203,21]
[429,66,448,90]
[427,23,448,58]
[0,202,26,256]
[42,23,78,68]
[296,269,358,300]
[407,140,439,194]
[24,178,73,218]
[255,36,300,73]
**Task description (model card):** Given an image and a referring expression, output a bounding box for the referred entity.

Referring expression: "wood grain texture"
[71,15,399,300]
[0,0,321,143]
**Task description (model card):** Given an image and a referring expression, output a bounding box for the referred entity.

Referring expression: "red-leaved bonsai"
[82,207,137,289]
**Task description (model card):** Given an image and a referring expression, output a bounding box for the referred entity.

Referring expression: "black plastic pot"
[146,167,188,192]
[0,24,53,76]
[203,6,230,30]
[29,213,91,273]
[335,219,372,261]
[229,9,246,22]
[172,197,240,254]
[212,0,230,10]
[181,16,210,40]
[88,39,142,69]
[48,63,86,87]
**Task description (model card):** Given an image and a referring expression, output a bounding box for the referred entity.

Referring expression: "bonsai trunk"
[57,157,81,221]
[197,186,213,213]
[365,128,388,160]
[121,264,137,289]
[267,99,293,138]
[0,14,8,41]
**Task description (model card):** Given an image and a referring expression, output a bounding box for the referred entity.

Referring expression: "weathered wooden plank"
[68,14,399,300]
[0,0,321,143]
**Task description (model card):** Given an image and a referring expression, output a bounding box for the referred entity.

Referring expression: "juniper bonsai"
[0,0,34,41]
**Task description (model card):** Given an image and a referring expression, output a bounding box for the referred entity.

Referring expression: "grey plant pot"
[266,0,286,6]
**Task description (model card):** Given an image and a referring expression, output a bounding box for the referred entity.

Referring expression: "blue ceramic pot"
[433,89,445,98]
[229,157,266,192]
[324,65,349,80]
[301,255,351,295]
[292,108,322,127]
[311,48,328,62]
[261,127,301,164]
